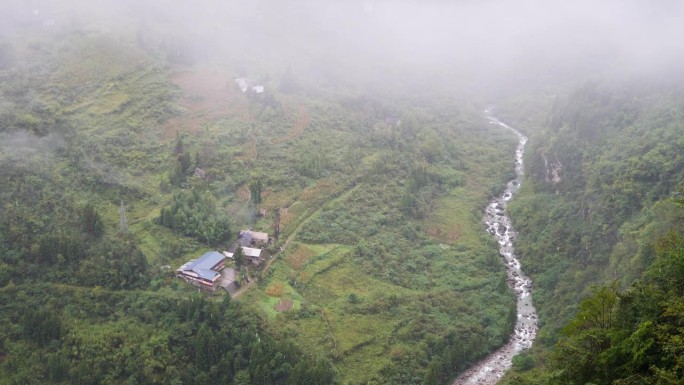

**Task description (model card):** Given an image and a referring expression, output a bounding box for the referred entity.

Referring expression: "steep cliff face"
[541,154,562,184]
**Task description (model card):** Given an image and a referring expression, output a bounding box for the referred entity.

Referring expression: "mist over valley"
[1,1,683,385]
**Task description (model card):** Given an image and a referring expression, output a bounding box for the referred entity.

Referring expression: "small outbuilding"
[217,267,239,293]
[224,246,264,266]
[239,230,269,247]
[235,78,249,93]
[242,247,264,265]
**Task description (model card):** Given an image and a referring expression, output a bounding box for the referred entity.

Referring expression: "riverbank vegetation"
[497,82,684,383]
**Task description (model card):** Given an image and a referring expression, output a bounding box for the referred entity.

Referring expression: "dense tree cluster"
[169,133,203,187]
[21,307,63,347]
[296,152,331,179]
[400,162,465,219]
[82,203,104,237]
[249,178,263,205]
[1,289,339,385]
[76,235,149,289]
[159,190,231,246]
[32,232,150,289]
[506,231,684,385]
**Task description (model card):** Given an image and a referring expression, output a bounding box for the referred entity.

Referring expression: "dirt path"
[231,183,359,300]
[271,103,311,145]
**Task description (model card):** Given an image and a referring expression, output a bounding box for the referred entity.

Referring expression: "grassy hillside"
[0,13,523,385]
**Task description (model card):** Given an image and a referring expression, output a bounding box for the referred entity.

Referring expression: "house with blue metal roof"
[176,251,225,290]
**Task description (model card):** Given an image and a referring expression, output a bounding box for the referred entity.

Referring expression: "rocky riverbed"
[452,110,537,385]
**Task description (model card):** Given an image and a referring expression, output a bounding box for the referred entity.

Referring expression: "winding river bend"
[452,110,538,385]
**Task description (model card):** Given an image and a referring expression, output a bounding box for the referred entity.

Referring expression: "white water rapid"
[451,109,538,385]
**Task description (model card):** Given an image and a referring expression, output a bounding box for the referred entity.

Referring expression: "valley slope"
[0,17,523,385]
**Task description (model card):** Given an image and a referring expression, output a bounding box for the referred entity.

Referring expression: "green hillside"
[497,82,684,383]
[3,2,684,385]
[0,13,522,385]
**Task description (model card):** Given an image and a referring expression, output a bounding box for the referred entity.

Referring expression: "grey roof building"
[177,251,225,289]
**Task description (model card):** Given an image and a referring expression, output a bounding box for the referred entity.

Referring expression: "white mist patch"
[0,131,65,171]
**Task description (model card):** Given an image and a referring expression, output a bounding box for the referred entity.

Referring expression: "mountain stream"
[451,110,538,385]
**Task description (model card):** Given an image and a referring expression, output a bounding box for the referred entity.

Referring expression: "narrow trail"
[451,110,538,385]
[231,183,360,300]
[281,185,360,252]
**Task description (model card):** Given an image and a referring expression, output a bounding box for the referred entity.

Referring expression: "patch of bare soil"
[161,66,251,139]
[274,299,294,312]
[427,227,462,243]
